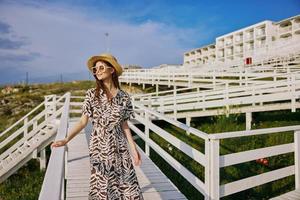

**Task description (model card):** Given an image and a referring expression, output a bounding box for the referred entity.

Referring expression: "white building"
[184,14,300,67]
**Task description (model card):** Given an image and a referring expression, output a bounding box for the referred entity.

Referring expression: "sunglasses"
[91,64,112,74]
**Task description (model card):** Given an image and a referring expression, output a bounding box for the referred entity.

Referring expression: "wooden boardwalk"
[66,118,187,200]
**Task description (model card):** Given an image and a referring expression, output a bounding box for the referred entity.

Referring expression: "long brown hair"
[93,60,121,103]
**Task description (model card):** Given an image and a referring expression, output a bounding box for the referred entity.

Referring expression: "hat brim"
[87,55,123,77]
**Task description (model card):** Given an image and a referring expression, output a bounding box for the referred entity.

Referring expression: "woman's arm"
[121,120,142,166]
[121,120,138,152]
[65,114,89,142]
[51,114,89,148]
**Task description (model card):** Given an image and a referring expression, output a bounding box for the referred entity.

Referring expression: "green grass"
[0,159,46,200]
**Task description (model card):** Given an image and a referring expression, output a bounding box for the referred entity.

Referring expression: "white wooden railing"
[125,101,300,199]
[131,75,300,119]
[39,92,71,200]
[120,53,300,95]
[133,71,300,98]
[207,126,300,199]
[128,102,212,198]
[0,93,67,183]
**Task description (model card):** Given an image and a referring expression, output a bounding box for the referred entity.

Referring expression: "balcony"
[218,51,224,57]
[256,29,266,38]
[225,40,233,47]
[234,36,243,44]
[279,25,292,34]
[235,47,243,54]
[293,23,300,33]
[245,32,254,41]
[217,40,224,49]
[256,43,266,49]
[245,43,254,51]
[226,50,233,56]
[246,47,254,51]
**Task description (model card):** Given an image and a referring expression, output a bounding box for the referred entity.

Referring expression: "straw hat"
[87,53,123,77]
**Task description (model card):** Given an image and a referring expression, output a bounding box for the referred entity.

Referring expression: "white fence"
[131,75,300,121]
[208,126,300,198]
[123,101,300,199]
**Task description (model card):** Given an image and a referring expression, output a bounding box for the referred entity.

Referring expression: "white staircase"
[0,94,67,183]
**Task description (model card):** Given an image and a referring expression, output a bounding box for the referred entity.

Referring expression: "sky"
[0,0,299,85]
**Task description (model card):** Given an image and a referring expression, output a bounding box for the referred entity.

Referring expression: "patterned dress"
[82,87,144,200]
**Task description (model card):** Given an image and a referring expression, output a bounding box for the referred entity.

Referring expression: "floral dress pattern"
[82,87,144,200]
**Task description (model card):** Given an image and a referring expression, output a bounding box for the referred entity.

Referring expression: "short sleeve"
[82,89,93,118]
[123,96,135,122]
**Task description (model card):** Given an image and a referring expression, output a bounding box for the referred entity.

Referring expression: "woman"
[51,53,144,200]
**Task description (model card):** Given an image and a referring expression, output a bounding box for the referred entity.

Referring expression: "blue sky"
[0,0,299,85]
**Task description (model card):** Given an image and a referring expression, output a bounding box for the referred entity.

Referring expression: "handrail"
[209,124,300,139]
[133,78,300,116]
[39,92,70,200]
[131,71,299,99]
[207,125,300,198]
[133,102,208,140]
[0,101,45,138]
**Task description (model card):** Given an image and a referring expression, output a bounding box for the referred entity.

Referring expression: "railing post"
[168,67,171,87]
[61,165,65,200]
[150,71,152,86]
[24,117,28,137]
[172,71,175,84]
[205,139,210,200]
[213,75,216,90]
[209,139,220,200]
[295,130,300,189]
[188,71,192,88]
[225,83,229,117]
[245,68,248,87]
[246,112,252,130]
[33,119,38,130]
[44,94,57,120]
[185,117,191,135]
[145,111,150,157]
[252,88,255,106]
[291,74,296,112]
[39,148,46,170]
[159,98,164,115]
[173,85,177,120]
[239,69,242,86]
[65,145,68,180]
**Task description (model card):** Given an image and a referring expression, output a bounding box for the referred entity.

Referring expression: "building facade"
[183,15,300,67]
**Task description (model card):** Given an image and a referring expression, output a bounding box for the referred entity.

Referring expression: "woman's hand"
[132,149,142,166]
[51,138,68,149]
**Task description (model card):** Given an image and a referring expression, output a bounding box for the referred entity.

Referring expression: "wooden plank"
[220,143,294,167]
[221,166,295,197]
[66,121,90,200]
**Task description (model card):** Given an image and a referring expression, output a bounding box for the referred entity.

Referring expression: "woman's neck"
[102,77,116,92]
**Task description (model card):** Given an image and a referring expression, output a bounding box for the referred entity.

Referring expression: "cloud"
[0,37,27,49]
[0,0,203,84]
[0,20,11,34]
[0,52,41,63]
